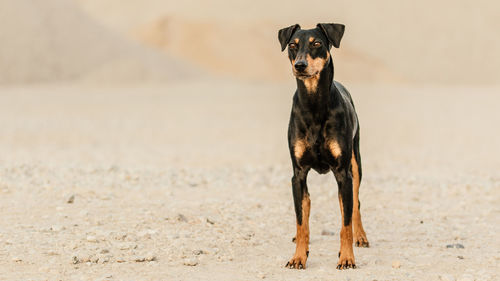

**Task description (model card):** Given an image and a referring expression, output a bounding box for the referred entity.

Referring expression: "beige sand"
[0,82,499,280]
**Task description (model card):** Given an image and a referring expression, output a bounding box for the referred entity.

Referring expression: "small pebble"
[177,214,188,222]
[138,229,157,239]
[446,243,465,249]
[457,255,464,259]
[86,235,98,243]
[321,229,335,236]
[183,258,198,266]
[67,194,75,204]
[90,255,99,263]
[193,249,204,255]
[134,255,156,262]
[392,260,401,268]
[108,165,119,172]
[98,255,111,264]
[12,257,22,262]
[50,225,64,232]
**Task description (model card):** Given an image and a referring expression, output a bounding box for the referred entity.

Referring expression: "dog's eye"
[312,41,322,47]
[289,43,297,49]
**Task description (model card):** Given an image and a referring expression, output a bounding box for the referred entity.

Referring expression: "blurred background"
[0,0,498,169]
[1,0,499,85]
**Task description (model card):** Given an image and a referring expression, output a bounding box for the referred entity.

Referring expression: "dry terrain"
[0,82,498,280]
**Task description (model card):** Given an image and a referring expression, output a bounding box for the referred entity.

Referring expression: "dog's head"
[278,23,344,79]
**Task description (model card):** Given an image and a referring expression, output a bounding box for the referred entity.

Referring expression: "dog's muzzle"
[294,60,308,72]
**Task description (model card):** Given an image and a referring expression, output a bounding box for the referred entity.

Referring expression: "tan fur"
[300,54,329,94]
[351,150,369,247]
[338,194,355,268]
[293,139,307,159]
[303,77,319,94]
[339,222,355,268]
[287,194,310,268]
[328,140,342,158]
[306,54,327,74]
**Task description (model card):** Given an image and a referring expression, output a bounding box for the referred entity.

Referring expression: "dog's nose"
[294,61,308,72]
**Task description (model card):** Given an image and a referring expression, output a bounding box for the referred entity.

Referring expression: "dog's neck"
[295,57,334,110]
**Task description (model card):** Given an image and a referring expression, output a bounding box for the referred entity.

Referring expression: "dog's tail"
[353,124,362,183]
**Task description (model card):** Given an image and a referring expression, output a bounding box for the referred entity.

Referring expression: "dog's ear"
[317,23,345,48]
[278,24,301,51]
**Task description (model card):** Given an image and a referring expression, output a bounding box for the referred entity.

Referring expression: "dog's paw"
[336,252,356,270]
[285,252,308,269]
[354,233,369,248]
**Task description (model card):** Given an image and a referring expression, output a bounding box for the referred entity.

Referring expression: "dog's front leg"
[334,169,356,269]
[286,168,310,269]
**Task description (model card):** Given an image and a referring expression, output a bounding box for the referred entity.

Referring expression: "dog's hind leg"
[286,168,310,269]
[352,131,369,247]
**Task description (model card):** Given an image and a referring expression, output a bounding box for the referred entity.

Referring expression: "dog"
[278,23,369,270]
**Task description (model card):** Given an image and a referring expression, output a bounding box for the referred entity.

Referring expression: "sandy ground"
[0,81,499,280]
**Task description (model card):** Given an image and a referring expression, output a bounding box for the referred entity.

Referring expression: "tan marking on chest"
[303,77,319,94]
[328,140,342,158]
[294,139,308,159]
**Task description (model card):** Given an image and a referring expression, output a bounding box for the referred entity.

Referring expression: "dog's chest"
[299,122,336,173]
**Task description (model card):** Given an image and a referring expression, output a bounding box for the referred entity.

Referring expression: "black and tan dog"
[278,23,369,270]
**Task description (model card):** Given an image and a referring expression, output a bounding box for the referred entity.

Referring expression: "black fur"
[278,24,301,51]
[317,23,345,48]
[278,23,362,227]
